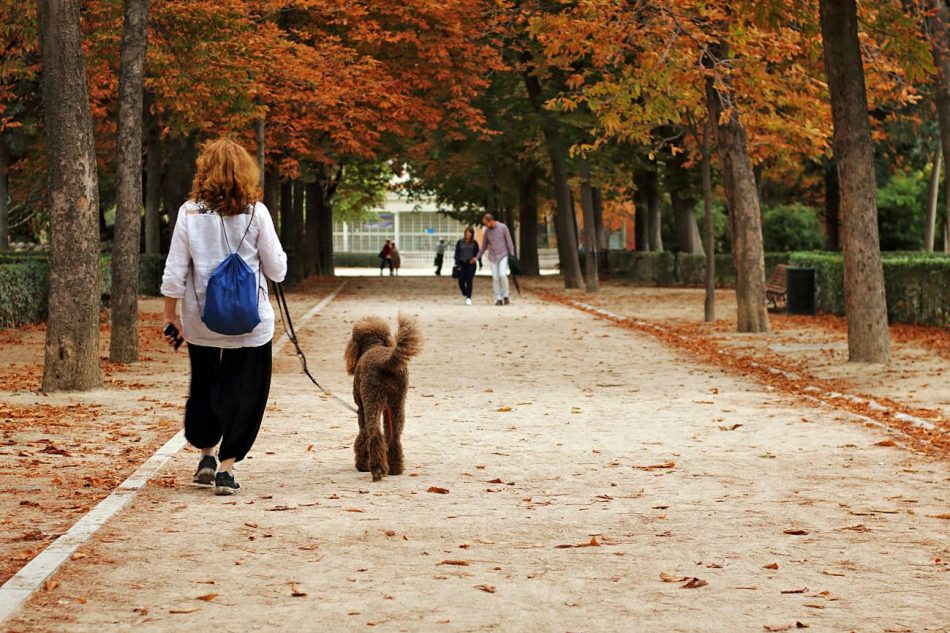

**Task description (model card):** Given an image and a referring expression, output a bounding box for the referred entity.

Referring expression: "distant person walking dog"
[454,227,479,305]
[434,239,447,276]
[160,138,287,496]
[379,240,394,276]
[471,213,515,305]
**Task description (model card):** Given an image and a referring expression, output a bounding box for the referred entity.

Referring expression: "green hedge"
[0,261,50,328]
[609,251,790,288]
[0,253,167,328]
[790,252,950,326]
[333,252,382,267]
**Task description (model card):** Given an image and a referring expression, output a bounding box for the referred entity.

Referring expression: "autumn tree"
[37,0,102,390]
[109,0,149,363]
[819,0,891,362]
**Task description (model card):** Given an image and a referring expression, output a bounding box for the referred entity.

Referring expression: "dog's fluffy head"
[344,316,394,375]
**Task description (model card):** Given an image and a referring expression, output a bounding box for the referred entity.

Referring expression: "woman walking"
[454,226,479,305]
[391,242,402,276]
[160,138,287,495]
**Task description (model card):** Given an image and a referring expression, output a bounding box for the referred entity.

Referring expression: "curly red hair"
[190,138,261,216]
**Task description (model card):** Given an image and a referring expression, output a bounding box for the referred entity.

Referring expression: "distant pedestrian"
[454,227,479,305]
[434,239,447,276]
[471,213,515,306]
[391,243,402,276]
[379,239,393,276]
[160,138,287,496]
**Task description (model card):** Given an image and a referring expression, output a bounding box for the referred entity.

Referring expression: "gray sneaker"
[193,455,217,485]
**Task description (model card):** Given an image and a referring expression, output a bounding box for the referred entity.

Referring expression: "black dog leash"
[272,281,358,414]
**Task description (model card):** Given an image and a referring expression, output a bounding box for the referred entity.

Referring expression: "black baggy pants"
[185,341,272,462]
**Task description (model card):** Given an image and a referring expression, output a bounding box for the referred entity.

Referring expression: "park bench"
[766,264,788,309]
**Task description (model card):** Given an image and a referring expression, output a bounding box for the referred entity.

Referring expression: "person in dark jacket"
[454,227,479,305]
[379,240,393,276]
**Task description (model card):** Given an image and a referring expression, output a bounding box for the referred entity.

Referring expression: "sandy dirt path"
[4,277,949,633]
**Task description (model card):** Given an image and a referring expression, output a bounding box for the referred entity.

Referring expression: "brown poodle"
[344,314,422,481]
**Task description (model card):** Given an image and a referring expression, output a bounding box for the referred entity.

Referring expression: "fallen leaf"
[718,424,742,431]
[802,604,824,609]
[427,486,449,494]
[660,572,686,583]
[763,562,779,570]
[634,462,676,470]
[438,560,470,566]
[681,577,707,589]
[384,530,396,537]
[344,508,365,513]
[290,583,307,597]
[783,530,809,536]
[487,478,504,484]
[874,439,897,447]
[170,609,199,614]
[474,584,496,593]
[71,552,87,561]
[928,513,950,520]
[821,570,846,577]
[196,593,218,602]
[43,580,59,592]
[781,587,807,594]
[496,406,512,412]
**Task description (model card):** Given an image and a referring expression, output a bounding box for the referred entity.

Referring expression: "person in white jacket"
[160,138,287,495]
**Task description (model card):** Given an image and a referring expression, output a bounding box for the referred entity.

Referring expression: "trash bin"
[786,267,816,315]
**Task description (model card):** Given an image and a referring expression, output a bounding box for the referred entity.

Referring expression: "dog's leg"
[354,399,370,472]
[363,401,389,482]
[386,397,406,476]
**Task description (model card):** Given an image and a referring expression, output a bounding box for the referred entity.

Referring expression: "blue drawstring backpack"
[192,204,261,335]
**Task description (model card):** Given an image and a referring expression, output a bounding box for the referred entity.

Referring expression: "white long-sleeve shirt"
[161,200,287,348]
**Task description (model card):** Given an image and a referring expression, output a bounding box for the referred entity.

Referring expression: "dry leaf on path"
[474,584,496,593]
[43,580,59,592]
[719,424,743,431]
[196,593,218,602]
[928,513,950,520]
[783,529,809,536]
[635,462,676,471]
[781,587,808,594]
[438,560,470,566]
[170,609,199,614]
[290,583,307,597]
[660,572,687,583]
[496,406,513,413]
[763,562,779,570]
[681,577,707,589]
[427,486,450,494]
[874,440,897,447]
[555,536,600,549]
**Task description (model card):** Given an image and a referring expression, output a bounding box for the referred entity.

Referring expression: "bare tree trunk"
[109,0,149,363]
[162,134,196,230]
[647,181,662,253]
[144,105,161,255]
[305,180,319,277]
[0,139,9,252]
[577,156,599,292]
[634,169,656,251]
[38,0,102,390]
[702,117,715,322]
[279,179,291,247]
[927,0,950,257]
[823,158,841,250]
[522,64,584,289]
[592,186,609,271]
[666,153,703,254]
[255,114,265,190]
[820,0,891,362]
[926,148,942,252]
[705,44,769,333]
[291,180,305,283]
[518,169,540,276]
[264,167,278,224]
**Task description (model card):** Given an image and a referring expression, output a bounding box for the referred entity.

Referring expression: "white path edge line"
[564,298,944,438]
[0,280,348,626]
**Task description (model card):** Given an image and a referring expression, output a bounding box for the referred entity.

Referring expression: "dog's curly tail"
[389,313,422,368]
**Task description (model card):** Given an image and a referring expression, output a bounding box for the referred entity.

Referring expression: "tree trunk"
[144,104,161,255]
[702,117,715,323]
[304,180,319,277]
[522,65,584,289]
[0,139,9,252]
[823,158,841,250]
[577,156,599,292]
[592,186,609,271]
[927,0,950,258]
[255,114,265,190]
[264,166,278,224]
[705,45,770,333]
[635,168,659,252]
[291,180,305,283]
[279,179,292,247]
[926,149,942,252]
[38,0,103,390]
[162,134,197,231]
[671,189,703,255]
[109,0,149,363]
[518,169,540,276]
[820,0,891,362]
